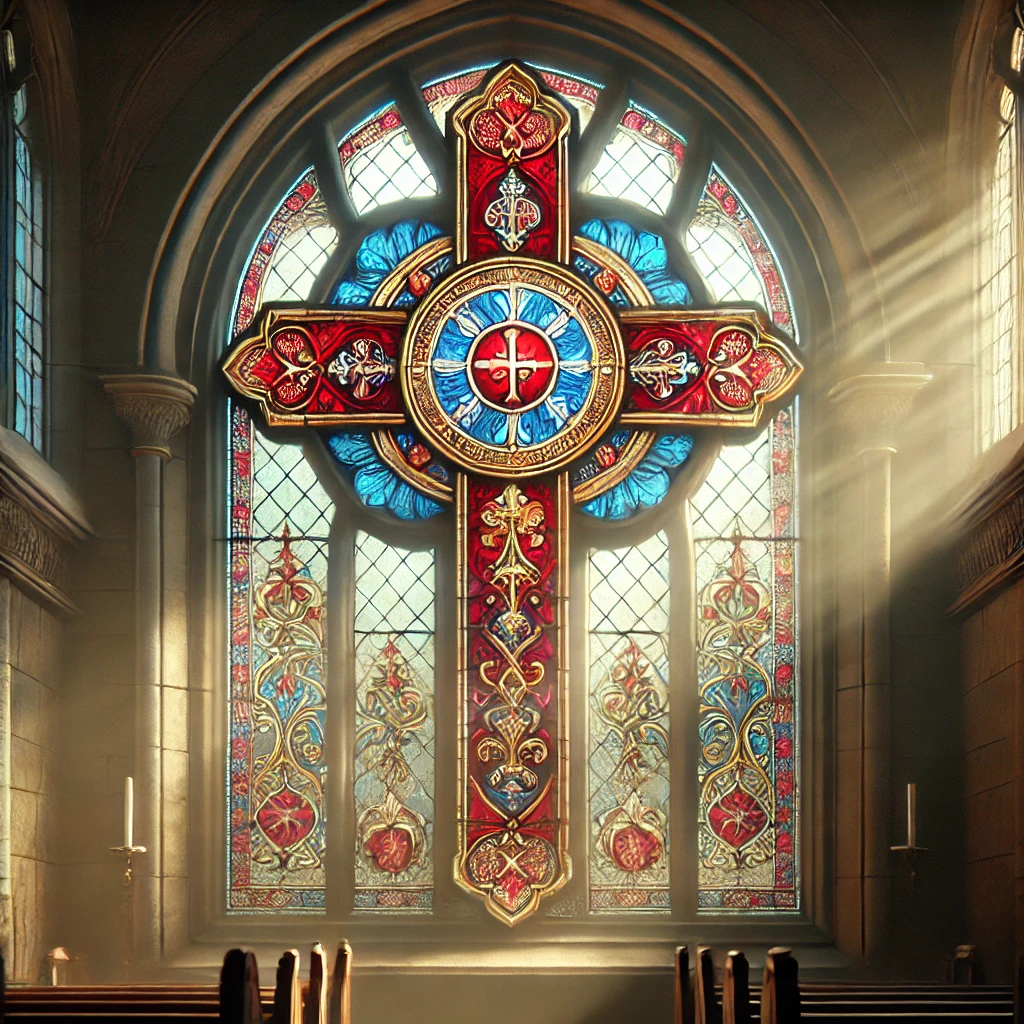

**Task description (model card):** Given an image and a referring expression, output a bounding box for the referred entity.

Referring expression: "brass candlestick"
[109,844,146,980]
[889,843,928,890]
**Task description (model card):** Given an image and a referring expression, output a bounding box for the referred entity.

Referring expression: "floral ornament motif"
[328,433,445,520]
[484,167,542,251]
[331,220,448,309]
[630,337,703,401]
[706,326,790,411]
[593,641,670,879]
[477,704,548,813]
[358,790,426,875]
[250,529,326,871]
[256,769,318,854]
[466,831,558,916]
[478,484,547,708]
[470,70,559,161]
[697,532,777,870]
[576,432,694,520]
[355,640,431,876]
[595,640,669,784]
[327,337,396,400]
[598,790,667,874]
[356,639,429,789]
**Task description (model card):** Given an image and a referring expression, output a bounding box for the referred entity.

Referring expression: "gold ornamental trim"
[401,257,626,479]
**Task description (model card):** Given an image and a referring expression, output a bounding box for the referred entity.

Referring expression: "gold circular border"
[401,256,626,479]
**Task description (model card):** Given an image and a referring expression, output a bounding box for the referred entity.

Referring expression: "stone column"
[100,372,195,968]
[828,364,930,968]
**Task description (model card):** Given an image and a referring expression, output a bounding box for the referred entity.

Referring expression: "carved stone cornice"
[0,429,90,614]
[100,371,197,460]
[950,434,1024,615]
[827,363,933,454]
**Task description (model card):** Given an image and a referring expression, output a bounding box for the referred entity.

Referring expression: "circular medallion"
[402,257,625,477]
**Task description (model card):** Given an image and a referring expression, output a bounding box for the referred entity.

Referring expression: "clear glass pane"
[585,103,685,214]
[979,120,1018,450]
[339,105,437,215]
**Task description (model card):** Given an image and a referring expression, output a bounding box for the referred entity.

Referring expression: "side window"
[3,31,46,453]
[979,27,1023,450]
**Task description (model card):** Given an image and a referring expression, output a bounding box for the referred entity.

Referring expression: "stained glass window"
[588,533,671,912]
[685,166,799,911]
[686,166,795,336]
[227,407,334,910]
[422,67,601,133]
[222,60,804,922]
[354,533,436,911]
[979,28,1023,450]
[227,168,340,911]
[11,86,44,452]
[232,168,337,335]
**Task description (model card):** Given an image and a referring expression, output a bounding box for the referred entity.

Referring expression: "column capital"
[100,371,197,461]
[827,363,932,455]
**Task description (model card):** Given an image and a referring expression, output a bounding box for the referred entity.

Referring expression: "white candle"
[124,776,134,849]
[906,782,916,848]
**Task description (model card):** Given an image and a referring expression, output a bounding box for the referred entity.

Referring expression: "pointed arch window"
[221,59,803,921]
[2,35,46,454]
[980,26,1024,450]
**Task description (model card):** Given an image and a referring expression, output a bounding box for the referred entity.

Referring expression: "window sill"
[168,916,842,976]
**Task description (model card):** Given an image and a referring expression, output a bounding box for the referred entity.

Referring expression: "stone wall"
[9,583,63,983]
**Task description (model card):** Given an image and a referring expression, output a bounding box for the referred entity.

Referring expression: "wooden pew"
[272,949,301,1024]
[328,940,352,1024]
[304,943,327,1024]
[673,946,692,1024]
[760,947,800,1024]
[695,947,719,1024]
[219,949,262,1024]
[722,951,750,1024]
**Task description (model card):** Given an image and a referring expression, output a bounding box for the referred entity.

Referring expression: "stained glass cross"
[223,63,801,926]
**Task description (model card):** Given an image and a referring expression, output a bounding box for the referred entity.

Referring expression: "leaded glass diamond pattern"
[589,534,670,634]
[13,103,45,453]
[586,130,678,214]
[354,533,435,634]
[342,110,437,215]
[691,434,771,540]
[588,532,671,912]
[980,100,1019,450]
[686,216,765,306]
[354,532,436,910]
[250,431,334,539]
[262,223,338,305]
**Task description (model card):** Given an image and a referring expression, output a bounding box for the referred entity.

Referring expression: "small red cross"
[470,325,556,408]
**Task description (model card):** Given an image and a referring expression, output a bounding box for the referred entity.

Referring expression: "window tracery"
[222,58,803,921]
